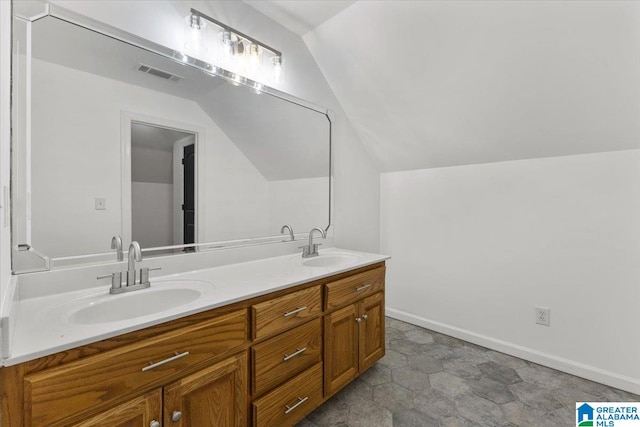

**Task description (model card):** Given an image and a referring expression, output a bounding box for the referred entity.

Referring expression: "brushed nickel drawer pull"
[283,306,307,317]
[142,351,190,372]
[283,347,307,361]
[355,284,372,292]
[285,396,309,414]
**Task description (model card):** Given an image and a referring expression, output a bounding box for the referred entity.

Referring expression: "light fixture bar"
[190,8,282,57]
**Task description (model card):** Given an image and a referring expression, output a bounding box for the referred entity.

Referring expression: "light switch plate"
[95,197,106,210]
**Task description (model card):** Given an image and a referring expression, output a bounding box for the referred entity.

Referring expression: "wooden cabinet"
[68,353,248,427]
[1,261,385,427]
[324,292,385,395]
[23,309,248,426]
[359,292,385,372]
[252,318,322,397]
[252,363,323,427]
[70,390,162,427]
[163,352,247,427]
[324,267,385,311]
[251,285,322,340]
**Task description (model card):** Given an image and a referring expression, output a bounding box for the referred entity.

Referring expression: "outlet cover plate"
[535,307,550,326]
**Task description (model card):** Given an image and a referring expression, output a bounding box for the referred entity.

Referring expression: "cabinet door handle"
[362,314,368,321]
[150,421,160,427]
[285,396,309,414]
[355,284,371,292]
[283,347,307,361]
[283,306,307,317]
[171,411,182,422]
[142,351,189,372]
[355,317,362,323]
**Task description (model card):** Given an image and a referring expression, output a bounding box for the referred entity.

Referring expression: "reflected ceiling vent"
[136,63,182,82]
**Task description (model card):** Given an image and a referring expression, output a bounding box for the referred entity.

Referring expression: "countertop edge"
[3,250,389,366]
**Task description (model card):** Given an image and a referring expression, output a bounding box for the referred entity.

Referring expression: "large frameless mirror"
[11,4,332,273]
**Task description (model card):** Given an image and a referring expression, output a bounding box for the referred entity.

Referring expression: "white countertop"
[5,248,388,366]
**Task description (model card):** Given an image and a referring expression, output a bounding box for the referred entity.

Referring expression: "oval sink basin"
[302,253,360,268]
[65,280,213,325]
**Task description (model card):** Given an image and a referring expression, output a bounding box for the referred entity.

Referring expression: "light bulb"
[184,14,207,56]
[249,43,260,72]
[221,30,233,57]
[272,55,283,83]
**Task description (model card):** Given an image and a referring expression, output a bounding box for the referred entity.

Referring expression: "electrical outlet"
[535,307,550,326]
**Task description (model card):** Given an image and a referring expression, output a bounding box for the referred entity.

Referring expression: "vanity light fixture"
[186,8,284,84]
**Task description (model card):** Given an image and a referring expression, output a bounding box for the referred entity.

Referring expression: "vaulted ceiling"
[246,0,640,172]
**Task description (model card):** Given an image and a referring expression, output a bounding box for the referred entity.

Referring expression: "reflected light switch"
[95,198,106,210]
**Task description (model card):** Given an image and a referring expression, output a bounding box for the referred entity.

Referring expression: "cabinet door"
[71,390,162,427]
[324,304,359,395]
[359,292,385,372]
[163,352,247,427]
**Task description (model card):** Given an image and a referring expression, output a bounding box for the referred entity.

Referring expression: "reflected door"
[183,143,195,245]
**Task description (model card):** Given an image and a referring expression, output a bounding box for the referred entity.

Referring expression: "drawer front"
[252,318,322,396]
[325,266,385,310]
[253,363,323,427]
[24,309,248,426]
[252,285,322,340]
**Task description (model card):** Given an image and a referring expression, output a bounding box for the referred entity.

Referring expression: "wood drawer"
[325,266,385,310]
[251,285,322,340]
[252,318,322,397]
[24,309,248,426]
[252,363,323,427]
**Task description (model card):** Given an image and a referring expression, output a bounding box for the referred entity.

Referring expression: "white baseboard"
[386,307,640,396]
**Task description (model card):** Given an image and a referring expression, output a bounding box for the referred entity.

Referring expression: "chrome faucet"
[126,241,142,287]
[98,241,160,294]
[281,224,295,241]
[111,235,123,262]
[300,227,326,258]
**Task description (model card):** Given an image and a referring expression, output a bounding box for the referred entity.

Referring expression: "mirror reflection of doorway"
[130,122,196,249]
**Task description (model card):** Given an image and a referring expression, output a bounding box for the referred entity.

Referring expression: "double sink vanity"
[1,248,388,426]
[4,2,389,425]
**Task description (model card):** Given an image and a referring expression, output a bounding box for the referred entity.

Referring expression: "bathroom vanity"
[0,251,387,426]
[3,4,388,425]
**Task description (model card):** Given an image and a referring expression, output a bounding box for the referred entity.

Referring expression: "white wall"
[381,149,640,393]
[31,58,268,257]
[131,182,173,249]
[304,1,640,172]
[267,177,329,236]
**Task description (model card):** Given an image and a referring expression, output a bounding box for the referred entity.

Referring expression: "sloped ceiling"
[253,1,640,172]
[243,0,356,36]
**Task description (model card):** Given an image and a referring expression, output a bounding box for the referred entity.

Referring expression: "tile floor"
[297,317,639,427]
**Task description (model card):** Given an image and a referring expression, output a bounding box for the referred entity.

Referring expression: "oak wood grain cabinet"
[163,352,247,427]
[22,309,248,426]
[324,267,386,396]
[0,261,386,427]
[67,353,247,427]
[70,390,162,427]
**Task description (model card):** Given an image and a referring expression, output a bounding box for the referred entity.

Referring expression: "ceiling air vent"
[136,64,182,82]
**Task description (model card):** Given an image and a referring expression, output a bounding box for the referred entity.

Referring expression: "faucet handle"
[97,272,122,291]
[140,267,162,286]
